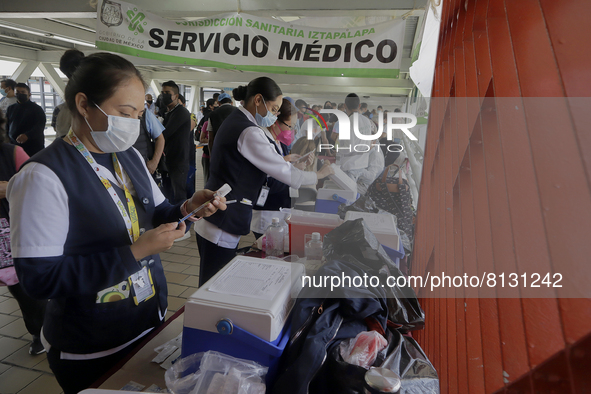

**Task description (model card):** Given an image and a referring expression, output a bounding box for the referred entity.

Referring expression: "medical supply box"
[315,165,359,213]
[182,256,304,382]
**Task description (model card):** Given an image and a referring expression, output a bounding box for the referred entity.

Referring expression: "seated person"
[355,142,386,195]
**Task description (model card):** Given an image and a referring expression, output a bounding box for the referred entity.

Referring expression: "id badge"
[256,185,270,206]
[128,266,156,305]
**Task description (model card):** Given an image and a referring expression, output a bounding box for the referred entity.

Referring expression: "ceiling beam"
[0,0,425,14]
[0,42,38,62]
[38,62,66,98]
[0,30,72,51]
[0,18,96,43]
[11,60,39,82]
[0,13,96,19]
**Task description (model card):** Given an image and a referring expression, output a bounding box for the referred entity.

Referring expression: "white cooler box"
[184,256,304,342]
[328,164,358,194]
[315,166,359,214]
[182,256,305,384]
[317,180,358,203]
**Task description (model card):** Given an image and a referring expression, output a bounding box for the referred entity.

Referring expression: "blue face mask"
[0,89,6,97]
[255,97,278,128]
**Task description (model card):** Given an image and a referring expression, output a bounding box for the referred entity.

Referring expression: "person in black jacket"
[194,77,333,286]
[206,92,236,156]
[6,83,46,157]
[161,80,192,204]
[0,109,47,356]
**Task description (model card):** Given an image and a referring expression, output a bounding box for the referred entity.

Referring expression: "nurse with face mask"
[194,77,335,286]
[251,97,301,236]
[6,52,226,394]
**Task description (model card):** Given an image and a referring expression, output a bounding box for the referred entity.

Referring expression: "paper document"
[208,259,291,300]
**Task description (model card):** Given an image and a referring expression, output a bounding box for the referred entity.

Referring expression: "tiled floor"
[0,157,257,393]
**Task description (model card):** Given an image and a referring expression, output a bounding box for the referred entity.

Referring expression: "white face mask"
[85,104,140,153]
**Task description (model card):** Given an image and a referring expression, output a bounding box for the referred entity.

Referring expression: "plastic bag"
[323,219,425,331]
[339,331,388,369]
[337,194,410,253]
[381,331,439,394]
[191,351,268,394]
[203,369,265,394]
[165,353,205,394]
[327,330,439,394]
[398,228,413,253]
[337,195,380,219]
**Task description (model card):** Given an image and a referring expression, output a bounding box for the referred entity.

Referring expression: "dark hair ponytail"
[232,86,248,101]
[59,49,85,79]
[63,52,146,115]
[232,77,281,103]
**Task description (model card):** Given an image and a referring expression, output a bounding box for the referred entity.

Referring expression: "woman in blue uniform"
[195,77,334,286]
[6,52,225,394]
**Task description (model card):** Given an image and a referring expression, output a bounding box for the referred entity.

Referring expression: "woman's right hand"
[130,221,187,261]
[316,161,334,180]
[284,154,301,163]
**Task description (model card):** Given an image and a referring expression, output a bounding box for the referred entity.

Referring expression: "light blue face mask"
[255,97,278,128]
[0,89,6,97]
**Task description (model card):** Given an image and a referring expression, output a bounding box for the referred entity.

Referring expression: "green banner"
[96,0,405,78]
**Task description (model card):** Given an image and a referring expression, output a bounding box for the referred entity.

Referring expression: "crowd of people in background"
[0,67,405,232]
[0,62,403,214]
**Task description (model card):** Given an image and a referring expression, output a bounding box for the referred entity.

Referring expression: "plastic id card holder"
[256,185,270,206]
[128,266,156,305]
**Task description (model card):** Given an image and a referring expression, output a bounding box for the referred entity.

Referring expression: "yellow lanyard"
[67,130,140,243]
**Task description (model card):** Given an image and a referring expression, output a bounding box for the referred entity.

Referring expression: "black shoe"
[29,336,46,355]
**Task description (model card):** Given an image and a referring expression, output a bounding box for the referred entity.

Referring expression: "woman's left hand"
[187,189,227,218]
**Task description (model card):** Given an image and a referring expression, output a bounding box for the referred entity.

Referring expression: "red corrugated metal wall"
[412,0,591,392]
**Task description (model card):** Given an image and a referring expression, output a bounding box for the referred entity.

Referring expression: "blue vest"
[205,109,267,235]
[28,139,166,354]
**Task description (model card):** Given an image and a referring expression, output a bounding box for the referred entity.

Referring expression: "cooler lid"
[289,209,342,226]
[322,180,343,190]
[188,256,304,317]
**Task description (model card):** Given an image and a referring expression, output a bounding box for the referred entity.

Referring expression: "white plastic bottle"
[265,218,285,257]
[305,232,323,264]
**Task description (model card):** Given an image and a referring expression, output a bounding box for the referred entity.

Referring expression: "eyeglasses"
[261,96,280,115]
[280,120,292,128]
